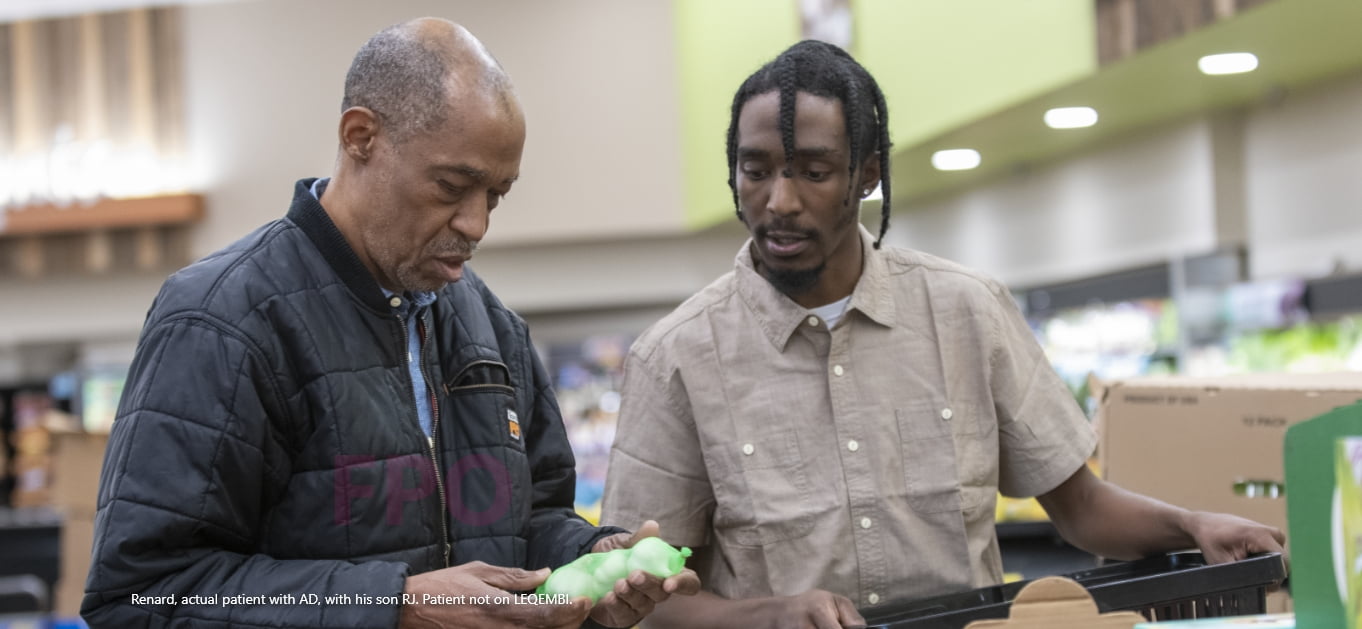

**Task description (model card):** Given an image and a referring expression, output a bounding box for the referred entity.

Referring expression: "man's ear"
[339,107,381,163]
[858,151,881,199]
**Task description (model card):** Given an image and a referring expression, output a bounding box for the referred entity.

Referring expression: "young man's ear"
[859,152,881,198]
[339,107,381,163]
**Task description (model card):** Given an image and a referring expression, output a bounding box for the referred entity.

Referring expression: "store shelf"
[1,195,202,237]
[1305,273,1362,319]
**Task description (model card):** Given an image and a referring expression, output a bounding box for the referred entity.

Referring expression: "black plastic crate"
[861,552,1286,629]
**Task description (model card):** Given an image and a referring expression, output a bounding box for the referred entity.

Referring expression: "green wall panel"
[675,0,1097,229]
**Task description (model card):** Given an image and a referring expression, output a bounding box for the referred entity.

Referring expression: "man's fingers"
[606,579,656,618]
[626,520,662,548]
[593,520,663,553]
[834,594,867,628]
[471,563,550,591]
[621,570,669,603]
[664,569,702,596]
[1208,547,1239,564]
[811,604,843,629]
[618,572,664,607]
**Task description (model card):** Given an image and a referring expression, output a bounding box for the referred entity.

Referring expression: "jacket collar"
[286,177,393,313]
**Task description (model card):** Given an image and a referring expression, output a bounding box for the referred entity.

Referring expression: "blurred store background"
[2,0,1361,622]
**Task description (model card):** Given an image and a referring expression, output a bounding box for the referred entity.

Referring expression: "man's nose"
[766,172,800,216]
[450,197,490,242]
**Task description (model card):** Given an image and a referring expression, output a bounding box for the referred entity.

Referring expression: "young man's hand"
[765,589,866,629]
[587,520,702,627]
[1182,510,1286,564]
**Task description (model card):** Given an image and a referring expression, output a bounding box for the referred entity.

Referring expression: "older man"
[83,18,695,629]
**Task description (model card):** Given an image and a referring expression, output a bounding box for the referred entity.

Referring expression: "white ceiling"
[0,0,255,23]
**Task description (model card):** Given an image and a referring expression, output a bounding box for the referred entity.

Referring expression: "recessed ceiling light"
[1198,52,1258,75]
[1044,106,1098,129]
[931,149,981,171]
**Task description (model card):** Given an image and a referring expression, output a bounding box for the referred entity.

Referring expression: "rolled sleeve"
[987,283,1098,498]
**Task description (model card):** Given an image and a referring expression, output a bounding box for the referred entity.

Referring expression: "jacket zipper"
[400,310,452,568]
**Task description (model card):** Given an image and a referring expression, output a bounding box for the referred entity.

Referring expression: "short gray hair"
[342,24,449,143]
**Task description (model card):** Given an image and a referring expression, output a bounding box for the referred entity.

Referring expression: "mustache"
[754,218,816,240]
[429,237,479,258]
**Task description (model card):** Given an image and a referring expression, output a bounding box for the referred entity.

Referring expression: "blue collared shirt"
[310,178,437,436]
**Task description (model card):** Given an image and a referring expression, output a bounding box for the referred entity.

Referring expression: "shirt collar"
[734,224,896,350]
[381,287,438,314]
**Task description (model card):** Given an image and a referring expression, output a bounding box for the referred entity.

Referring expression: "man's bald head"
[341,18,515,144]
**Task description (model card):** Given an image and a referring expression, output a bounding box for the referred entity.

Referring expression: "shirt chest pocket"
[897,401,993,516]
[728,427,821,547]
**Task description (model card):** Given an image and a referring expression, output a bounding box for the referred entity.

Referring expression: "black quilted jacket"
[82,178,620,628]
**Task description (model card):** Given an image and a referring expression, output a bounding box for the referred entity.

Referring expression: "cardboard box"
[10,426,51,456]
[1098,372,1362,538]
[57,515,95,617]
[49,432,109,520]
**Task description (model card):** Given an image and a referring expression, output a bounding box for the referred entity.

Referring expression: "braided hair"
[726,40,893,248]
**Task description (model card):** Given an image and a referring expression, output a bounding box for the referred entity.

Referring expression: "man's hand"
[586,520,702,628]
[399,561,590,629]
[1183,510,1286,564]
[765,589,866,629]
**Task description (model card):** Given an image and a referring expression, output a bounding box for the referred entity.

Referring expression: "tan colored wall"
[180,0,687,256]
[0,0,694,365]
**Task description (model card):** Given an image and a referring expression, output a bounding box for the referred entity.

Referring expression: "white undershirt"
[808,295,852,328]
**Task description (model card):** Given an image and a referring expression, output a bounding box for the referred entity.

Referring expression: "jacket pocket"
[444,359,515,396]
[441,370,522,452]
[731,426,818,547]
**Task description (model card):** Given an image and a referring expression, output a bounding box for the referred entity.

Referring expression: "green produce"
[536,537,692,603]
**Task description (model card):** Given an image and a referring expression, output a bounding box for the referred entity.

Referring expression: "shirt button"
[868,592,880,605]
[833,365,845,377]
[389,296,402,308]
[847,440,859,452]
[941,408,954,420]
[860,517,872,529]
[807,316,820,327]
[742,443,755,456]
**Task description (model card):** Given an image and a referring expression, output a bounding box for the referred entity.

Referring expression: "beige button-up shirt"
[601,226,1096,608]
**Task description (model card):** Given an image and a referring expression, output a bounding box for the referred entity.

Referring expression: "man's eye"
[742,168,768,180]
[806,170,830,182]
[438,181,465,198]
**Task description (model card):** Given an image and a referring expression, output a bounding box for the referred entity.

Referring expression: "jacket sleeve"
[520,336,625,571]
[82,316,410,629]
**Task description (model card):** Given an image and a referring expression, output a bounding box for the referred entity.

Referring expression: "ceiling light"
[1198,52,1258,75]
[931,149,981,171]
[1044,106,1098,129]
